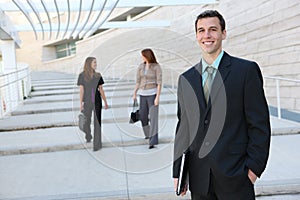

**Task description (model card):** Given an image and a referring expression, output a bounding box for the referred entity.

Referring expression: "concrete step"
[0,118,177,156]
[1,135,300,199]
[1,71,300,200]
[1,115,300,155]
[13,93,177,115]
[30,78,132,87]
[32,82,136,91]
[29,86,175,97]
[22,91,176,105]
[0,103,177,131]
[12,100,177,116]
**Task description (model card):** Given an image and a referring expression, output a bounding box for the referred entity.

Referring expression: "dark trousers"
[83,103,102,150]
[191,173,255,200]
[139,94,158,146]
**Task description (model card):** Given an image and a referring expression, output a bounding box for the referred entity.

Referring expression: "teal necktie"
[203,66,215,103]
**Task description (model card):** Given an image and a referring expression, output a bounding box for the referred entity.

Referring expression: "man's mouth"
[203,41,214,45]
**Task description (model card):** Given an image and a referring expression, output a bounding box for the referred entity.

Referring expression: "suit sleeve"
[244,62,271,177]
[173,75,189,178]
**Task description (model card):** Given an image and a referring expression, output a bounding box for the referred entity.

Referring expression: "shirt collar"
[202,50,224,73]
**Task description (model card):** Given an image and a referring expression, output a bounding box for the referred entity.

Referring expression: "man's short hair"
[195,10,226,32]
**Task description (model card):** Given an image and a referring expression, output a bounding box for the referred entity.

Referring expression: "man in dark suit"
[173,10,271,200]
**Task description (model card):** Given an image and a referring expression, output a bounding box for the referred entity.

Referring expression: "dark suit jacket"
[173,52,271,194]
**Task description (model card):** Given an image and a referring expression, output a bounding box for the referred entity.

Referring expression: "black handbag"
[78,111,87,131]
[129,99,140,123]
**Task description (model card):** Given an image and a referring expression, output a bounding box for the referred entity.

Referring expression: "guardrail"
[0,64,31,118]
[264,76,300,119]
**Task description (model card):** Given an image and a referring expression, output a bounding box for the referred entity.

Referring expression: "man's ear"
[222,29,227,40]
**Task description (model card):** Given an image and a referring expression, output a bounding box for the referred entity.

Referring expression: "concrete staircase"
[1,71,300,200]
[0,71,178,155]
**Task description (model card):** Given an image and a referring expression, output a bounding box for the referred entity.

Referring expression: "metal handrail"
[0,74,29,89]
[264,76,300,119]
[0,66,28,78]
[264,76,300,83]
[0,65,31,118]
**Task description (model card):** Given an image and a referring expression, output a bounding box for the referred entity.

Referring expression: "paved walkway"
[0,71,300,200]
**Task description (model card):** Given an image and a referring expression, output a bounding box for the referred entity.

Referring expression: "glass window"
[55,41,76,59]
[69,41,76,55]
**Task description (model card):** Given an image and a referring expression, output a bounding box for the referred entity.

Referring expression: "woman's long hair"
[141,48,158,64]
[83,57,99,82]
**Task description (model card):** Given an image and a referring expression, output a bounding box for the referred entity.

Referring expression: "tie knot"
[206,66,215,75]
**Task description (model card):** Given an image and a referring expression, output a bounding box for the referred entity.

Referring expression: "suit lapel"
[185,53,232,117]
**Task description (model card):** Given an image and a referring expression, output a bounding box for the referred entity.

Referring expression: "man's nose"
[204,30,211,37]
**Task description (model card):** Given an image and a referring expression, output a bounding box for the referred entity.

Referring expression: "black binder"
[176,152,189,196]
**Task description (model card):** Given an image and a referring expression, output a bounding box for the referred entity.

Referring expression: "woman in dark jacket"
[77,57,108,151]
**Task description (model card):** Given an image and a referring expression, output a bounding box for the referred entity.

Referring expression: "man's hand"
[174,178,187,196]
[248,169,257,184]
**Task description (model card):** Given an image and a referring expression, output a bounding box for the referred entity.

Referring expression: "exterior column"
[1,40,17,72]
[0,40,20,115]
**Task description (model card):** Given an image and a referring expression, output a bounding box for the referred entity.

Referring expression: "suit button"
[205,141,210,146]
[204,120,209,124]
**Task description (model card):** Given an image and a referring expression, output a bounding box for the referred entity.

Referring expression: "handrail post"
[171,69,174,89]
[0,89,3,118]
[276,79,281,119]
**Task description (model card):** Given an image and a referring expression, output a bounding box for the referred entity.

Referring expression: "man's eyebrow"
[209,26,219,29]
[197,26,219,31]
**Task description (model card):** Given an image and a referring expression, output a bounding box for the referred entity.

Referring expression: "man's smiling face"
[196,17,226,58]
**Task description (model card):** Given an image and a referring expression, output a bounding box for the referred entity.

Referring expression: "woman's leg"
[93,104,102,151]
[148,95,158,146]
[139,95,150,138]
[83,104,93,142]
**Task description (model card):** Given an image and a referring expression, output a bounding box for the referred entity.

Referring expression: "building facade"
[7,0,300,112]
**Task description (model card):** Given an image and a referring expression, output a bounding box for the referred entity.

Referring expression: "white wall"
[15,0,300,111]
